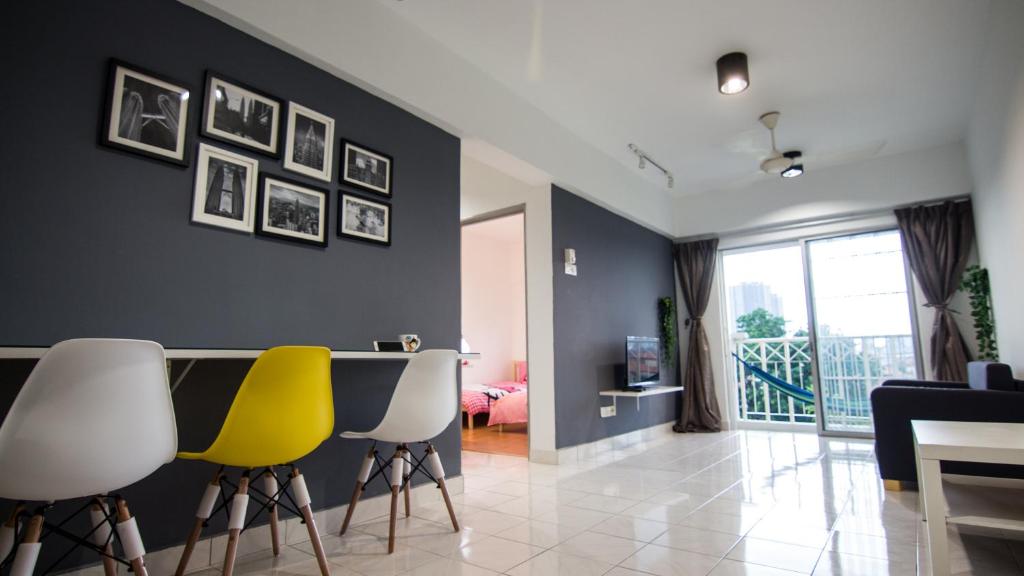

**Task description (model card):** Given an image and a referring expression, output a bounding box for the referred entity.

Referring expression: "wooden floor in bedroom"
[461,417,528,457]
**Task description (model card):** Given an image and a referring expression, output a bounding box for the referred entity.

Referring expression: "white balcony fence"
[733,335,917,431]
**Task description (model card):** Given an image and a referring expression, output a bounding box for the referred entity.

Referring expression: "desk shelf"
[599,386,684,411]
[943,478,1024,533]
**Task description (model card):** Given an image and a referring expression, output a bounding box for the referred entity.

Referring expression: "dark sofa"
[871,362,1024,484]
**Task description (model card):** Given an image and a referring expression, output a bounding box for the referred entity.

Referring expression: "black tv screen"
[626,336,660,387]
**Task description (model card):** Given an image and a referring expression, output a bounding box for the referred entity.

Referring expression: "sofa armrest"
[871,387,1024,483]
[880,379,968,390]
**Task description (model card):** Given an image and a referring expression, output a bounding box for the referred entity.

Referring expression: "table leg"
[919,458,948,576]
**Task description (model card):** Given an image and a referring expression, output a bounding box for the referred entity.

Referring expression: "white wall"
[461,215,528,389]
[674,141,972,237]
[461,155,558,462]
[967,0,1024,376]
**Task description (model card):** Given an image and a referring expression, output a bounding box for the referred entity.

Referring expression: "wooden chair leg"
[402,449,412,518]
[222,473,250,576]
[264,469,280,556]
[291,467,330,576]
[388,449,404,554]
[427,444,459,532]
[10,512,42,576]
[114,497,148,576]
[89,499,116,576]
[176,469,222,576]
[340,447,375,536]
[1,504,24,562]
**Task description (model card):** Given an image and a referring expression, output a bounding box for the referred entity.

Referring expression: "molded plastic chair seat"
[337,349,460,553]
[176,346,333,468]
[174,346,334,576]
[0,339,177,501]
[0,338,177,576]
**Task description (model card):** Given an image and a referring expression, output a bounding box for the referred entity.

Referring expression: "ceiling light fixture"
[628,143,674,189]
[716,52,749,95]
[781,150,804,178]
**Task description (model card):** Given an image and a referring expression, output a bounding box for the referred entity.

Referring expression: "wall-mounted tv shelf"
[599,386,684,411]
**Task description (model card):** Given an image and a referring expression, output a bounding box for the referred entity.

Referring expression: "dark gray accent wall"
[0,0,460,570]
[551,186,679,448]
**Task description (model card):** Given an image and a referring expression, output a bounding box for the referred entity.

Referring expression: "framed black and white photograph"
[339,193,391,246]
[191,143,259,233]
[340,140,392,197]
[202,72,282,156]
[283,102,334,182]
[102,60,191,165]
[257,175,328,247]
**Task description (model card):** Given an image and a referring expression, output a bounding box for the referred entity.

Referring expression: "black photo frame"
[101,59,192,166]
[338,193,391,246]
[202,71,283,157]
[256,174,329,247]
[340,139,393,197]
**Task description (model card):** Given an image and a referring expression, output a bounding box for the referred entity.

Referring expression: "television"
[625,336,660,389]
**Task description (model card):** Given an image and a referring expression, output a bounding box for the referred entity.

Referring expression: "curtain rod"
[673,194,970,244]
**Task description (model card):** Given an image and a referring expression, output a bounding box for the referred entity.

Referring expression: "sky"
[722,230,914,339]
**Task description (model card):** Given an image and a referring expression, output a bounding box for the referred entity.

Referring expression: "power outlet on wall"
[600,404,616,418]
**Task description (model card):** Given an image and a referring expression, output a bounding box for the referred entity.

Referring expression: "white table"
[0,347,480,393]
[913,420,1024,576]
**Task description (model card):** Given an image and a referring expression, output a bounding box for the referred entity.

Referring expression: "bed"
[462,361,527,429]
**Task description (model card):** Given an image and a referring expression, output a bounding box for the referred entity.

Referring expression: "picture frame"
[283,102,334,182]
[257,175,329,247]
[340,140,392,197]
[191,143,259,233]
[339,193,391,246]
[101,60,191,165]
[202,71,282,157]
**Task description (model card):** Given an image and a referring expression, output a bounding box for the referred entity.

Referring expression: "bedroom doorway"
[460,211,529,457]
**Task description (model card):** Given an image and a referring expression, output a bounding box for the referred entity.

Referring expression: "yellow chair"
[174,347,333,576]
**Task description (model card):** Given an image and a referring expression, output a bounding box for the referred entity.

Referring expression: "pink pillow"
[515,360,528,384]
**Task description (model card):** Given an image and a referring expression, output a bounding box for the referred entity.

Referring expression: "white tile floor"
[217,430,1024,576]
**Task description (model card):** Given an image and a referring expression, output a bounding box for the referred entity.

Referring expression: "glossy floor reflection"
[221,430,1024,575]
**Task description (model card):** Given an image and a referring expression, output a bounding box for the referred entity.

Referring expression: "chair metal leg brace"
[1,496,147,576]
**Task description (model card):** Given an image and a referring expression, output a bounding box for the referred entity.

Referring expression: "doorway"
[460,212,529,456]
[722,229,921,436]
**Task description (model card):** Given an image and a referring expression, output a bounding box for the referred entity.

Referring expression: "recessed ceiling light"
[716,52,749,95]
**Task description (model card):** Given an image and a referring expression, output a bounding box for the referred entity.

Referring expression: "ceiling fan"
[758,111,803,178]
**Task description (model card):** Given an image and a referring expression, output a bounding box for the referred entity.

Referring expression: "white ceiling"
[183,0,993,235]
[378,0,991,196]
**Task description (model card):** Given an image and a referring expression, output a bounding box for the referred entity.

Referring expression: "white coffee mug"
[400,334,421,352]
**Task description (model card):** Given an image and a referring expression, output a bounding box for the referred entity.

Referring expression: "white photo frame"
[191,143,259,233]
[283,102,334,182]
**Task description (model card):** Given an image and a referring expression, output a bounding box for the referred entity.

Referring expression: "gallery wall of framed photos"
[1,2,462,563]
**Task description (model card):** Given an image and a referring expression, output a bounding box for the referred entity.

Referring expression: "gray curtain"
[895,200,974,382]
[674,238,722,432]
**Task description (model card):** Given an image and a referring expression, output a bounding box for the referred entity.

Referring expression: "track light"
[717,52,749,95]
[638,157,646,170]
[628,143,674,190]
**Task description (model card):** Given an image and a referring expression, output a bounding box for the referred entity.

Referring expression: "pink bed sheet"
[488,390,528,426]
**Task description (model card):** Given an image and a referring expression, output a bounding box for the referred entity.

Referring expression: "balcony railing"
[733,335,917,431]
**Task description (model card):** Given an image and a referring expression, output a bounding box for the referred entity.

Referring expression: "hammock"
[732,353,815,404]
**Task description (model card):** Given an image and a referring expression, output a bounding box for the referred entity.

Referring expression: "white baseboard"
[554,421,676,464]
[60,476,464,576]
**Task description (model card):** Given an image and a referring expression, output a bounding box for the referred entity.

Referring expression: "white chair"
[337,349,459,553]
[0,339,177,576]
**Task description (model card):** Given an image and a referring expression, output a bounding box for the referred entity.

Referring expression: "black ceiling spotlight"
[781,150,804,178]
[716,52,749,95]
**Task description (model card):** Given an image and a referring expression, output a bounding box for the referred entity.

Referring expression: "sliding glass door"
[805,230,920,435]
[723,228,921,436]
